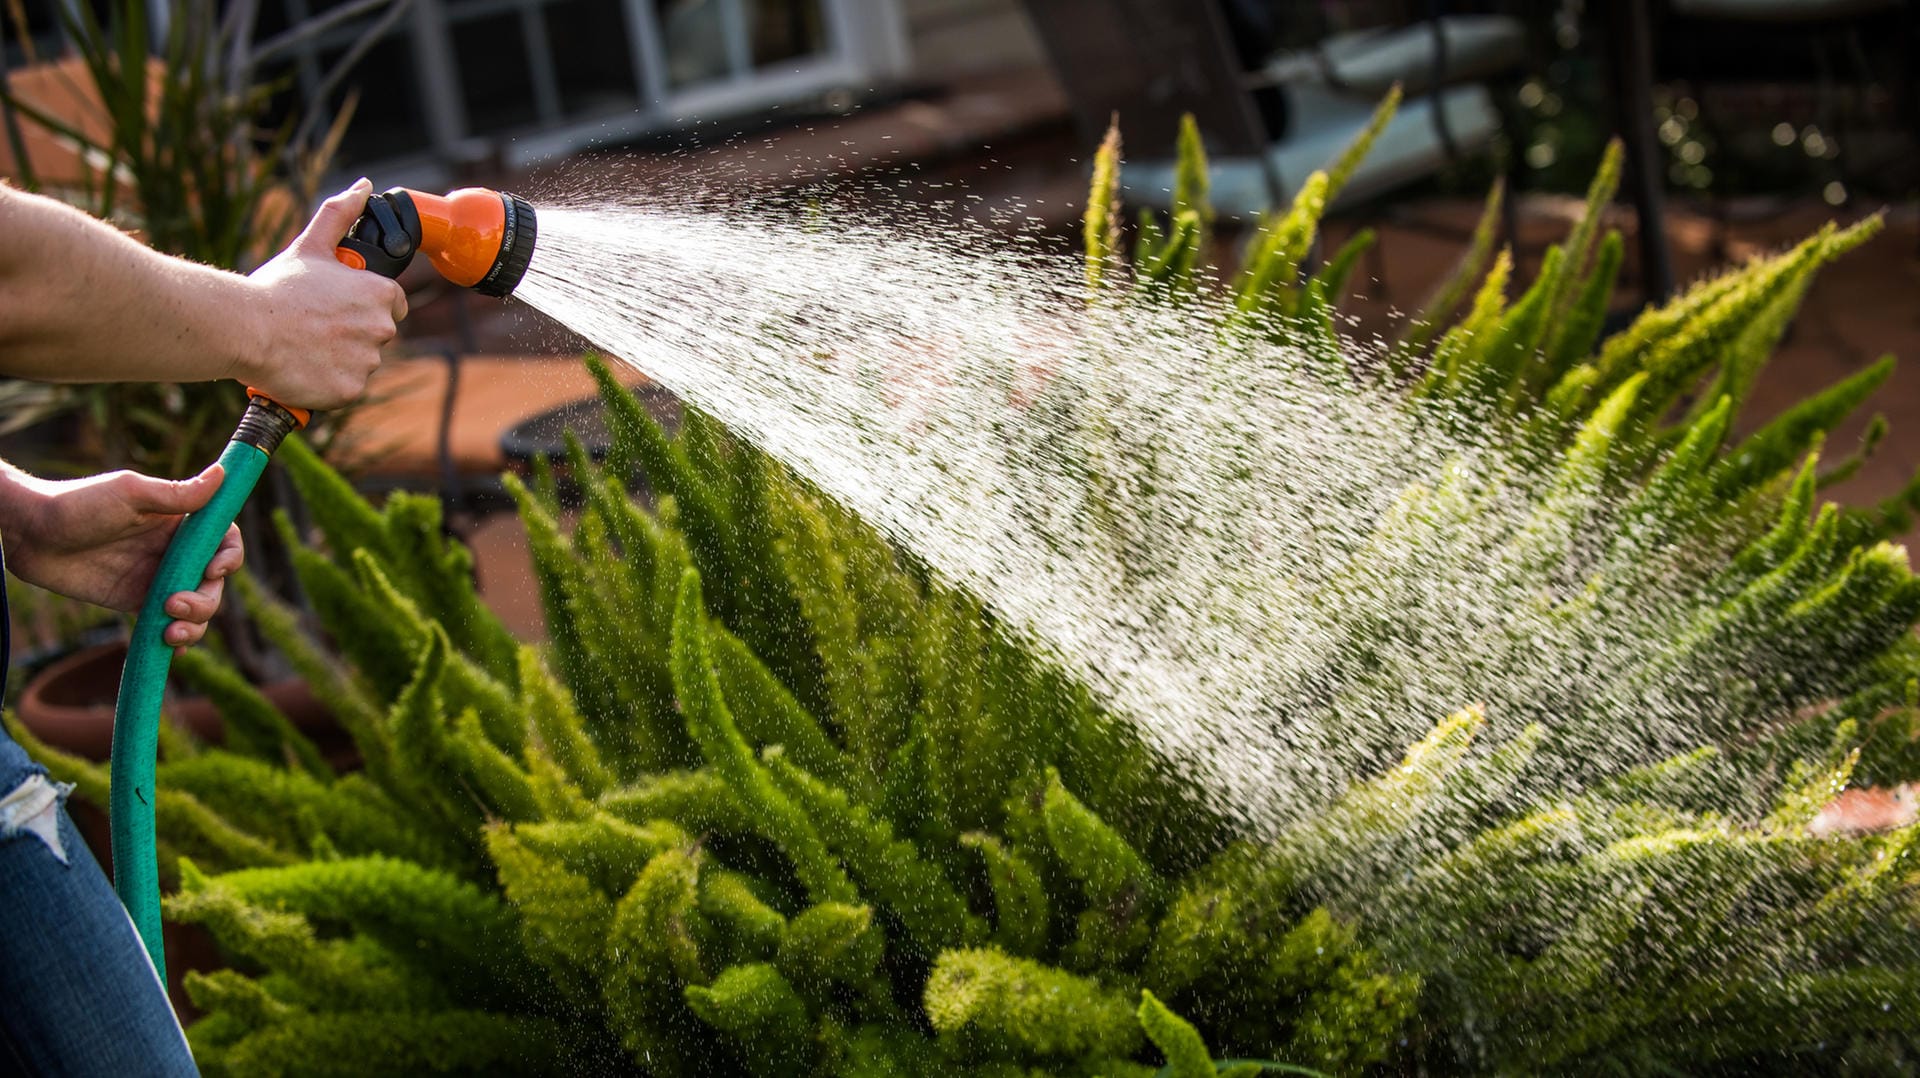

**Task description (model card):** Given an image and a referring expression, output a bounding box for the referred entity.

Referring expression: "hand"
[239,178,409,410]
[2,464,243,650]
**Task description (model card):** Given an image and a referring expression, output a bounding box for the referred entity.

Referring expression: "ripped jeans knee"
[0,734,200,1075]
[0,771,75,866]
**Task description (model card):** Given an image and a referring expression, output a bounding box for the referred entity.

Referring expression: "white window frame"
[264,0,908,183]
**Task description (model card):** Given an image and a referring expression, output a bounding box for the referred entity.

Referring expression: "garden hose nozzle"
[335,186,539,295]
[114,184,537,982]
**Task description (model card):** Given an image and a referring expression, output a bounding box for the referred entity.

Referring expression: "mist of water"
[509,197,1781,836]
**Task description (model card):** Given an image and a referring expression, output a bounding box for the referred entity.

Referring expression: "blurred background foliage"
[1508,0,1913,205]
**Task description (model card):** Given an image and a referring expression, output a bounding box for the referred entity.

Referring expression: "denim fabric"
[0,726,199,1076]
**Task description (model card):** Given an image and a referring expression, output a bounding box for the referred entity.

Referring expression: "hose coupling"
[235,394,304,453]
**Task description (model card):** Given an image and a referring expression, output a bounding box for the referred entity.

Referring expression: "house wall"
[899,0,1044,79]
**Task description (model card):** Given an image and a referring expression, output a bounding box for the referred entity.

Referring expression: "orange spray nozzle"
[335,186,538,297]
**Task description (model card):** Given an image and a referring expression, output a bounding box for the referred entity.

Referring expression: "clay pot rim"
[15,638,325,761]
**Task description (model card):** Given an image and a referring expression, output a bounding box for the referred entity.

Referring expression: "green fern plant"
[12,93,1920,1075]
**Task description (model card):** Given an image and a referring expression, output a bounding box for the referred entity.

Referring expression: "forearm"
[0,184,267,386]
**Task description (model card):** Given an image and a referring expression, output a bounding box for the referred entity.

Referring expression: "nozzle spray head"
[337,186,538,296]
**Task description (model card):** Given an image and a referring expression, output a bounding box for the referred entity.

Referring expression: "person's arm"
[0,179,413,644]
[0,459,241,649]
[0,178,407,410]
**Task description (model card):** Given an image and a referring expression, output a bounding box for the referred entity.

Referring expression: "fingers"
[209,522,244,576]
[388,279,409,324]
[296,177,374,253]
[344,273,403,345]
[166,619,208,649]
[162,523,242,648]
[123,463,226,516]
[308,258,403,401]
[163,576,224,644]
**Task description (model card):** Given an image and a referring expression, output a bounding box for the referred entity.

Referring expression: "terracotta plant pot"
[15,639,339,762]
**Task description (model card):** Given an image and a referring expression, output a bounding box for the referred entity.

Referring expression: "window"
[244,0,905,176]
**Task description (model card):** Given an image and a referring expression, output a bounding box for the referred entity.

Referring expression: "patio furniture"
[1020,0,1524,218]
[1129,80,1503,218]
[499,386,682,477]
[1671,0,1897,19]
[1259,15,1527,99]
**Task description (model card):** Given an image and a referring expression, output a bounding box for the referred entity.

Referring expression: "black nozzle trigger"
[337,191,420,279]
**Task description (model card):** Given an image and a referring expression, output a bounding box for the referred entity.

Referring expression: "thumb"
[296,177,374,253]
[134,464,226,516]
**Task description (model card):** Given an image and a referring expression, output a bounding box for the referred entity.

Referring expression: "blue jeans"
[0,726,198,1075]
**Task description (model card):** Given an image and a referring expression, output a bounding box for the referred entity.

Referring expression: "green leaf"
[1418,246,1512,398]
[1393,175,1503,369]
[232,571,393,789]
[925,947,1141,1060]
[1307,228,1375,311]
[159,754,451,870]
[1235,172,1330,318]
[1324,85,1401,203]
[518,646,614,798]
[213,1010,573,1077]
[1544,138,1624,326]
[762,748,984,952]
[1714,355,1896,501]
[1084,116,1124,297]
[1042,767,1157,909]
[603,848,711,1071]
[960,832,1050,955]
[1137,990,1214,1078]
[700,870,788,960]
[1544,229,1624,371]
[516,814,691,898]
[1171,113,1212,231]
[207,856,520,981]
[1141,210,1204,293]
[778,902,882,997]
[671,568,857,906]
[602,769,752,836]
[484,824,613,1002]
[169,647,330,780]
[683,963,811,1074]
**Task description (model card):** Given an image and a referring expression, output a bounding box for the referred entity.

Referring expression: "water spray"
[109,187,538,980]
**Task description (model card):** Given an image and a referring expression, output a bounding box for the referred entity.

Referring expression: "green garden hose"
[110,400,300,981]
